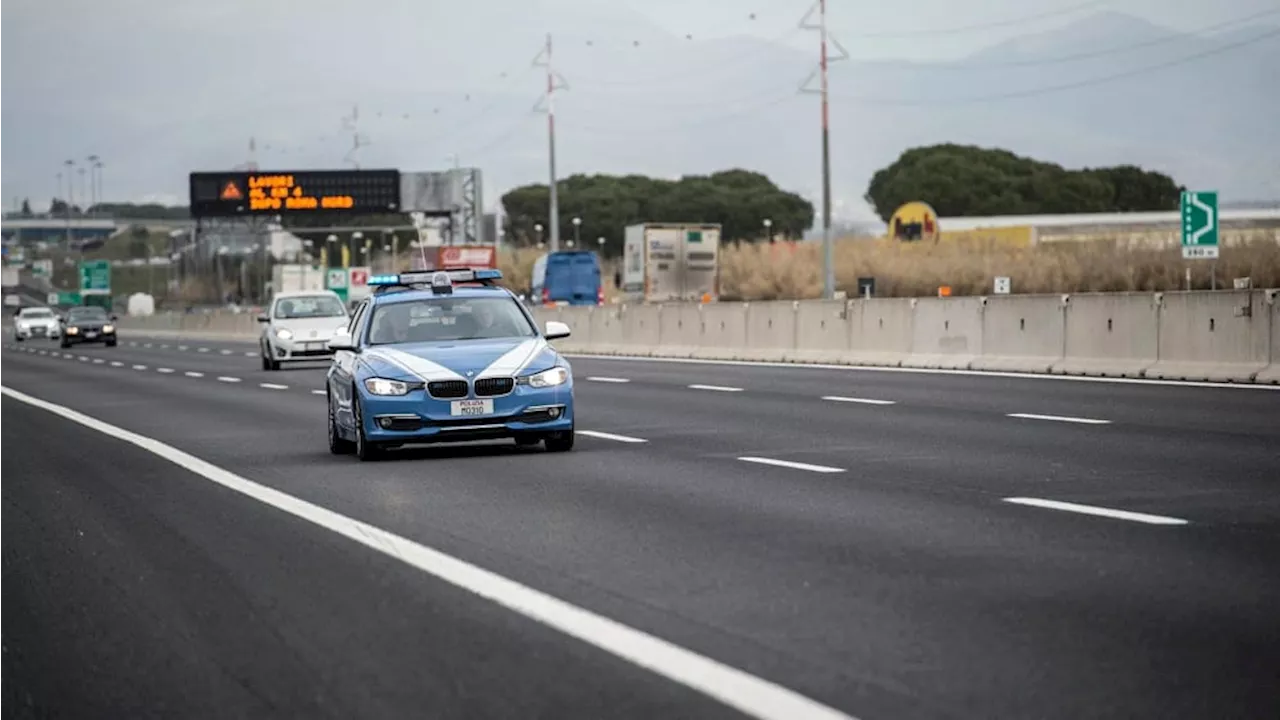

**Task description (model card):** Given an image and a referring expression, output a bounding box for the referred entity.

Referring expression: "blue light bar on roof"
[367,268,503,288]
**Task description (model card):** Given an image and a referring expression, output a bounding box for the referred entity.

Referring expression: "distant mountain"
[2,8,1276,222]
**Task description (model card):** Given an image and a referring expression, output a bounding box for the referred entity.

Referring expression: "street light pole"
[572,216,581,247]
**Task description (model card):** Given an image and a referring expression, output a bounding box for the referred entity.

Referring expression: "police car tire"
[545,429,574,452]
[328,393,354,454]
[352,392,382,461]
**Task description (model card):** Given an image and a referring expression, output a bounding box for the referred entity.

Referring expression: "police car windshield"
[274,295,346,319]
[367,296,536,345]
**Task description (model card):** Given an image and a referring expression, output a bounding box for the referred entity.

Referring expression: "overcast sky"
[3,0,1276,208]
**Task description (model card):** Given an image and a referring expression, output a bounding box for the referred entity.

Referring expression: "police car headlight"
[275,328,293,340]
[364,378,411,396]
[523,367,569,388]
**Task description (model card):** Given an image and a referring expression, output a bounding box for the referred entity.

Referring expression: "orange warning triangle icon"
[220,181,243,200]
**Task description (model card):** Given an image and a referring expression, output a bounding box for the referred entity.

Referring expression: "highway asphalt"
[3,333,1279,719]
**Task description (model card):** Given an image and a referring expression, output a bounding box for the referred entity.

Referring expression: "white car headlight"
[275,327,293,340]
[364,378,411,396]
[523,367,569,388]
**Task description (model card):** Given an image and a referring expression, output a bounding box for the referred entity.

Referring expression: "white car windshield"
[21,309,54,319]
[368,296,537,345]
[274,296,346,319]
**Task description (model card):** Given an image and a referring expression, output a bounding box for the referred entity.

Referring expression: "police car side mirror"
[328,330,356,351]
[544,320,571,340]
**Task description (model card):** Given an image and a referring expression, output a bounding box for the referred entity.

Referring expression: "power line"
[847,0,1109,38]
[931,7,1280,69]
[835,26,1280,106]
[560,92,800,134]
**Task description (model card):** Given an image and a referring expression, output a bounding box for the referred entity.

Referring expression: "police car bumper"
[359,383,574,443]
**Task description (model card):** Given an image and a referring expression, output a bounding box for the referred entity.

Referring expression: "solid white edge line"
[217,376,242,383]
[586,376,631,384]
[688,384,744,392]
[260,383,288,390]
[738,456,845,474]
[1003,497,1188,525]
[1007,413,1111,425]
[563,354,1280,391]
[184,371,204,378]
[578,430,648,444]
[0,384,855,720]
[822,396,896,405]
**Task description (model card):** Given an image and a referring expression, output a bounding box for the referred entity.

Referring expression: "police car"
[324,268,576,460]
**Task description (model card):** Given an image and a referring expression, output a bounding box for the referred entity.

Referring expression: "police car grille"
[473,378,514,397]
[427,380,469,398]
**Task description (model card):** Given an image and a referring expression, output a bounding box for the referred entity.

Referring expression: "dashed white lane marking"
[260,383,288,390]
[132,364,148,371]
[178,345,189,351]
[1007,412,1111,425]
[737,456,845,474]
[578,430,648,443]
[160,344,170,349]
[688,384,744,393]
[1003,497,1188,526]
[220,349,233,355]
[157,368,175,374]
[62,354,74,360]
[110,361,124,367]
[587,376,631,384]
[144,343,153,348]
[38,350,48,355]
[244,352,257,357]
[311,389,327,395]
[217,376,242,383]
[128,341,137,346]
[78,356,88,362]
[0,383,854,720]
[822,395,896,405]
[198,347,210,353]
[93,358,105,364]
[184,371,204,378]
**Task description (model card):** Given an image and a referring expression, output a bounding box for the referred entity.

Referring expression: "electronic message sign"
[188,169,401,217]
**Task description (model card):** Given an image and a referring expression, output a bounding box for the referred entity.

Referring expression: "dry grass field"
[497,231,1280,301]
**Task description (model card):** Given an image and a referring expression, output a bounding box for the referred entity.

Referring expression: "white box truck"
[621,223,720,303]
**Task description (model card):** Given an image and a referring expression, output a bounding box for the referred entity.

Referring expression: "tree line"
[501,170,815,257]
[864,144,1183,221]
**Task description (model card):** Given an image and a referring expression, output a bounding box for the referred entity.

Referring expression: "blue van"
[539,250,603,306]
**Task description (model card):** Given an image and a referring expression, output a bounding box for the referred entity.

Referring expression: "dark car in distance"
[60,306,119,348]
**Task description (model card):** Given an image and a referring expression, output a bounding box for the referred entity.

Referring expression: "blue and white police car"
[324,268,576,461]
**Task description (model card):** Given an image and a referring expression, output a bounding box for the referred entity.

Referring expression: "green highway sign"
[325,268,349,302]
[56,291,82,305]
[1180,190,1219,260]
[79,259,112,291]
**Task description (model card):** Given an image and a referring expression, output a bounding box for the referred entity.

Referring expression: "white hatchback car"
[258,291,350,371]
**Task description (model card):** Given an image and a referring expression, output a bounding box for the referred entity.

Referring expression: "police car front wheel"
[544,428,575,452]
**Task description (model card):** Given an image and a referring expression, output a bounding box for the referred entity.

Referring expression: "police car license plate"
[450,399,493,417]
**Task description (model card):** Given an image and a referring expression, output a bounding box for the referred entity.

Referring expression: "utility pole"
[799,0,847,299]
[533,33,568,252]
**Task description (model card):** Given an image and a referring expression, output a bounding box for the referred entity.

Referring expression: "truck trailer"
[620,223,720,303]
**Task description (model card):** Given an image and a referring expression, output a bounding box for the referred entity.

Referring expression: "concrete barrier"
[1055,292,1159,378]
[903,297,984,370]
[848,298,913,366]
[113,289,1280,384]
[1146,291,1271,382]
[972,295,1067,374]
[1257,290,1280,385]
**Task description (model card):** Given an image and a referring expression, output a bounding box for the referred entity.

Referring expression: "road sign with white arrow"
[1180,191,1219,260]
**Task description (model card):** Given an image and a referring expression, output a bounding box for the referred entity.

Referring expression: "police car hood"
[361,337,558,381]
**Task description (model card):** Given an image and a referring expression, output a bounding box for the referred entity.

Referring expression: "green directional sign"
[79,259,112,291]
[56,291,82,306]
[325,267,349,302]
[1180,190,1219,260]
